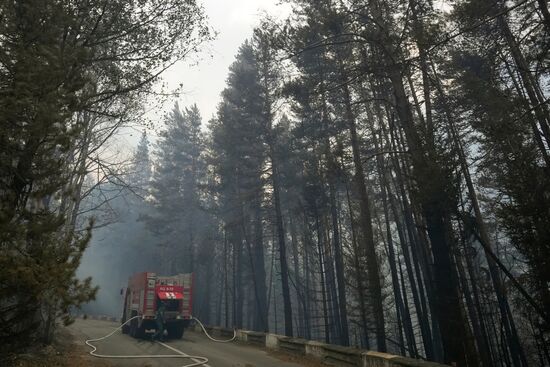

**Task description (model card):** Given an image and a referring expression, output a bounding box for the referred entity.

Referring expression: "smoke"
[77,230,128,317]
[77,187,160,317]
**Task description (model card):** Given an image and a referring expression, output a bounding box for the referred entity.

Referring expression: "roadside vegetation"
[0,0,211,360]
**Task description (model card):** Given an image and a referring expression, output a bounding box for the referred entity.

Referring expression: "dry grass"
[5,328,111,367]
[267,350,331,367]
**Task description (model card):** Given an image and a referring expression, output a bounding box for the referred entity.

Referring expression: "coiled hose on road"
[85,315,236,367]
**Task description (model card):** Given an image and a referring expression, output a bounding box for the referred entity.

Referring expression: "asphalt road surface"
[68,319,309,367]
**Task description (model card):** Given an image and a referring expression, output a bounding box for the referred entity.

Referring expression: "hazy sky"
[161,0,291,125]
[116,0,290,150]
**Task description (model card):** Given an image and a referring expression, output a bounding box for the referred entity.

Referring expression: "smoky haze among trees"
[0,0,212,360]
[1,0,550,366]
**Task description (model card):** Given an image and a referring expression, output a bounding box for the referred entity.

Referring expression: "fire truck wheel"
[121,320,130,334]
[129,313,145,338]
[167,322,185,339]
[129,318,136,337]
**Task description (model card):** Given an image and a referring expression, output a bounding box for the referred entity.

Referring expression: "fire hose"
[85,315,236,367]
[192,316,236,343]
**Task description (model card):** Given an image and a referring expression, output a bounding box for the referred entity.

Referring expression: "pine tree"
[209,41,269,330]
[132,131,153,193]
[149,103,205,273]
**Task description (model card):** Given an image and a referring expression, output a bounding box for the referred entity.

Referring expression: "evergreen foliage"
[0,0,209,357]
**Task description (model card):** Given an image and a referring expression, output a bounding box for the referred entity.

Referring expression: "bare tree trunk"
[396,256,413,356]
[342,79,386,351]
[433,69,529,367]
[240,199,268,332]
[236,229,244,329]
[302,217,314,340]
[367,90,435,358]
[501,54,550,168]
[323,212,341,344]
[270,156,293,336]
[374,89,438,359]
[232,229,237,328]
[372,129,418,357]
[498,13,550,153]
[314,204,331,344]
[289,214,305,337]
[216,243,223,326]
[327,162,350,346]
[455,229,493,367]
[203,258,213,324]
[229,188,244,329]
[387,65,478,365]
[254,203,269,331]
[223,229,229,328]
[268,230,279,334]
[390,117,441,343]
[344,182,371,349]
[409,0,434,149]
[361,0,478,357]
[464,236,498,364]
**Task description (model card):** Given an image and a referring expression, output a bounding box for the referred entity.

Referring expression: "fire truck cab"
[121,272,193,339]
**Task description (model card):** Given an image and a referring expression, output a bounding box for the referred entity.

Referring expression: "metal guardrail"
[243,331,266,346]
[190,323,450,367]
[322,344,363,367]
[278,336,307,355]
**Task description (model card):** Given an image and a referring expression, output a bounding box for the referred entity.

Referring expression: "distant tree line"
[143,0,550,366]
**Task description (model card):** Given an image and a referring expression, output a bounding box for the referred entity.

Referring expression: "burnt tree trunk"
[342,78,386,352]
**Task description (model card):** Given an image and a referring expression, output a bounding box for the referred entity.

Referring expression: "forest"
[1,0,550,366]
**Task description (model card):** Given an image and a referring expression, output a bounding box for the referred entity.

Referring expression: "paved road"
[68,319,306,367]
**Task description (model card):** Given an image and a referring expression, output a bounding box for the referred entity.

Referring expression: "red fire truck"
[121,272,193,339]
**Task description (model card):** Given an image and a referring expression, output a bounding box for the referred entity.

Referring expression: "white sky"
[111,0,292,158]
[160,0,291,125]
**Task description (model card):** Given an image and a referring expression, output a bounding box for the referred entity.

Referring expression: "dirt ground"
[5,327,112,367]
